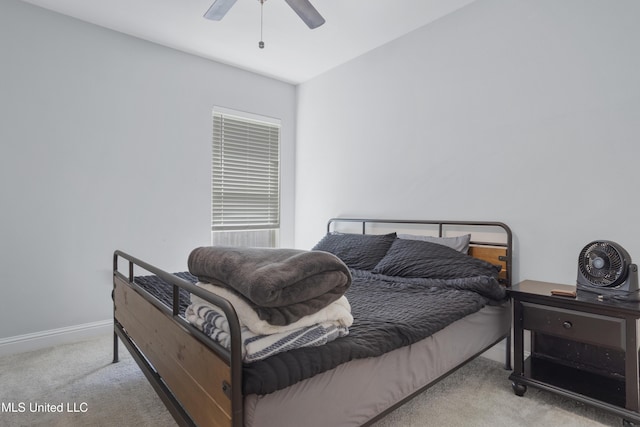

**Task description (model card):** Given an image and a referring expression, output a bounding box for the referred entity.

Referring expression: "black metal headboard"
[326,218,513,287]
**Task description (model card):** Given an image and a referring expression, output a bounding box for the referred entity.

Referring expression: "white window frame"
[211,107,281,247]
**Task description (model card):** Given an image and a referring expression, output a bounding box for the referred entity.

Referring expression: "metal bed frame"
[112,218,513,427]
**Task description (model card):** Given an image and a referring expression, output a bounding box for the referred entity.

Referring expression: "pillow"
[371,238,500,279]
[398,233,471,254]
[312,232,397,270]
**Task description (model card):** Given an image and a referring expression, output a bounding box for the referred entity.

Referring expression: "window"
[211,108,280,247]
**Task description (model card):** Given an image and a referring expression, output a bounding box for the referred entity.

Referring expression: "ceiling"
[21,0,476,84]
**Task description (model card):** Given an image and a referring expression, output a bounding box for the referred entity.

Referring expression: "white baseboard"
[0,319,113,357]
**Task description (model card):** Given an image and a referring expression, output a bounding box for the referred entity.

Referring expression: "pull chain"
[258,0,265,49]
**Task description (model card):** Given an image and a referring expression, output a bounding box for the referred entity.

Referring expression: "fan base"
[577,264,640,301]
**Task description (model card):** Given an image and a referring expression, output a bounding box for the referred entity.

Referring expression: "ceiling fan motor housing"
[577,240,640,300]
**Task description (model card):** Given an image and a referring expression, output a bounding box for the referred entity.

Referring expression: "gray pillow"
[372,238,500,279]
[312,232,397,270]
[398,233,471,254]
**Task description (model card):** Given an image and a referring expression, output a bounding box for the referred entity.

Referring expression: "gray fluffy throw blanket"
[188,247,352,326]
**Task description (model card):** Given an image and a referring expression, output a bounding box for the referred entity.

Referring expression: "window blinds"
[212,111,280,231]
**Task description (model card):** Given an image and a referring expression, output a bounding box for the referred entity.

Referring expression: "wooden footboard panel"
[114,276,232,427]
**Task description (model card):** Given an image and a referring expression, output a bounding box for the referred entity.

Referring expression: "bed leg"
[504,334,512,370]
[113,331,119,363]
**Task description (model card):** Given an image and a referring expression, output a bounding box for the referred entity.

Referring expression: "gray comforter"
[188,246,352,325]
[243,269,506,395]
[134,268,506,396]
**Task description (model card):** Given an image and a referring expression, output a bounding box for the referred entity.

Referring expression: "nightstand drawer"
[521,302,625,349]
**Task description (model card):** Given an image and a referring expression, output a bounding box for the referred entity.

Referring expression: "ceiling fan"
[204,0,326,29]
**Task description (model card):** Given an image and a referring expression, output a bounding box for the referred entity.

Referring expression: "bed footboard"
[112,251,244,427]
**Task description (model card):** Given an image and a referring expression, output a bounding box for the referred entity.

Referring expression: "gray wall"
[4,0,640,341]
[295,0,640,285]
[0,0,296,339]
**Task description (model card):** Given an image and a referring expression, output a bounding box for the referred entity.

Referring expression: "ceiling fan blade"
[203,0,237,21]
[284,0,325,29]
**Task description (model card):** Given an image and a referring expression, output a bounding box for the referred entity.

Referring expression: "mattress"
[136,269,506,396]
[243,302,511,427]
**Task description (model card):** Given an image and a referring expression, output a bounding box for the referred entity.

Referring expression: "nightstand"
[509,280,640,426]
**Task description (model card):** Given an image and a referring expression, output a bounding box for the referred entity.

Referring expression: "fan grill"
[578,242,625,287]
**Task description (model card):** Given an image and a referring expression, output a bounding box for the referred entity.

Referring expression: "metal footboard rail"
[112,250,244,427]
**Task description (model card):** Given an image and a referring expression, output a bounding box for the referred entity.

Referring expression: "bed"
[112,218,513,427]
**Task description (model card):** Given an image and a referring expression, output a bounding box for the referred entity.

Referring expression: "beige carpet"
[0,333,622,427]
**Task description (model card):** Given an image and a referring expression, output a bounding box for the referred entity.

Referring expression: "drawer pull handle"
[563,321,573,329]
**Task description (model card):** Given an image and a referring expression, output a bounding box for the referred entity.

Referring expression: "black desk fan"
[577,240,640,301]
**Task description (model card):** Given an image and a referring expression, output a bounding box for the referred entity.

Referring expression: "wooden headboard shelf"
[468,245,509,284]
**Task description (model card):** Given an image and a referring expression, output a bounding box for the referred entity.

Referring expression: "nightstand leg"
[505,333,512,370]
[513,300,524,375]
[625,318,640,411]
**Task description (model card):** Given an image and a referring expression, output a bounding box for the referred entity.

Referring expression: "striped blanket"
[186,303,349,362]
[192,282,353,335]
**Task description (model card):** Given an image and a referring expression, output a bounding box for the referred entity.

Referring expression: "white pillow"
[397,233,471,254]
